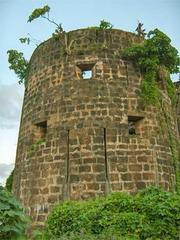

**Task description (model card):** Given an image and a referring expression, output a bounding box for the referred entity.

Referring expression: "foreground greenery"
[1,186,179,239]
[0,186,29,240]
[41,186,180,240]
[5,169,14,192]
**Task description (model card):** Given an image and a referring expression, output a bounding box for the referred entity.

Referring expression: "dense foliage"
[7,50,29,86]
[0,186,29,240]
[5,169,14,192]
[28,5,50,22]
[123,28,179,105]
[44,186,180,240]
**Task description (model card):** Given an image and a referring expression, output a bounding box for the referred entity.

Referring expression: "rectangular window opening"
[128,116,144,135]
[77,63,95,80]
[35,121,47,140]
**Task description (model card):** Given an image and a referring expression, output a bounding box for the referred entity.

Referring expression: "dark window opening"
[128,116,144,135]
[34,121,47,140]
[77,63,95,79]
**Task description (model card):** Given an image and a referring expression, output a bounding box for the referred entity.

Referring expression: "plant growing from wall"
[98,19,113,29]
[28,138,45,157]
[88,20,113,30]
[135,22,146,38]
[27,5,63,37]
[7,5,63,87]
[160,104,180,194]
[123,28,180,192]
[61,19,113,57]
[123,28,179,105]
[7,3,114,85]
[27,5,83,57]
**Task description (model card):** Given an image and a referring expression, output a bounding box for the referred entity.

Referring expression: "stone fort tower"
[13,29,179,226]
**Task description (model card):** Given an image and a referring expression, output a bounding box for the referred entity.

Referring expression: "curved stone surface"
[13,29,178,226]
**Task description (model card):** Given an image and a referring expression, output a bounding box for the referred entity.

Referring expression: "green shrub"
[135,186,180,239]
[0,186,30,240]
[45,186,180,239]
[5,169,14,192]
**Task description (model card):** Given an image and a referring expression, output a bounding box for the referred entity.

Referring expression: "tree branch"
[41,16,62,31]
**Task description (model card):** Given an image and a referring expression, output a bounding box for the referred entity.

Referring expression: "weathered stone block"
[124,182,134,190]
[96,173,106,182]
[50,186,60,193]
[142,173,155,181]
[79,165,91,173]
[111,183,122,191]
[92,164,105,172]
[81,174,94,182]
[135,181,146,189]
[70,175,80,182]
[121,173,132,181]
[86,183,99,190]
[129,164,142,172]
[47,195,58,203]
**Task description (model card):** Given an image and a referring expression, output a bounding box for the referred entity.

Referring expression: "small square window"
[128,116,144,135]
[77,63,95,80]
[34,121,47,140]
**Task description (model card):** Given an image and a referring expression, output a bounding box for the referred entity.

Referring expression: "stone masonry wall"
[13,29,179,227]
[175,81,180,134]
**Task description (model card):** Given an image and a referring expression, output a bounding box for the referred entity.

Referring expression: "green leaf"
[28,5,50,22]
[19,37,30,45]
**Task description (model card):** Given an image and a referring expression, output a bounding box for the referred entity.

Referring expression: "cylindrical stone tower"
[13,29,179,226]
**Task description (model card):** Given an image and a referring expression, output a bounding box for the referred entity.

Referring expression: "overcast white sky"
[0,0,179,184]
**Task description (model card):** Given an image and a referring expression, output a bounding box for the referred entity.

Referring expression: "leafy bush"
[5,169,14,192]
[0,186,29,240]
[44,187,180,239]
[135,187,180,239]
[34,231,139,240]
